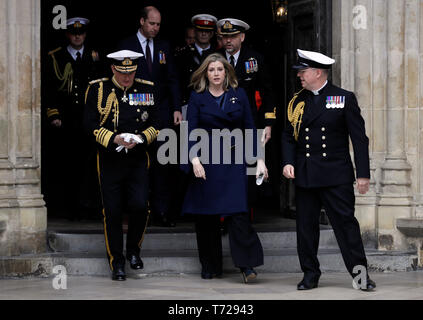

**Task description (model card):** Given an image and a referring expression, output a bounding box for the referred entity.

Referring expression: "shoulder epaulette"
[48,47,62,56]
[135,78,154,86]
[89,77,109,85]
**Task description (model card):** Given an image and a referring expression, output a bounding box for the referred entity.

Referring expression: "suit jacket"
[174,44,215,104]
[44,45,105,131]
[118,34,181,129]
[282,82,370,188]
[219,46,276,128]
[181,87,257,215]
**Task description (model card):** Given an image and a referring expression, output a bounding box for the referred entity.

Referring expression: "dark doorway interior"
[40,0,331,222]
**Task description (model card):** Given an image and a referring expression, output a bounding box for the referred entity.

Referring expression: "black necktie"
[230,55,235,68]
[145,39,153,74]
[76,51,82,63]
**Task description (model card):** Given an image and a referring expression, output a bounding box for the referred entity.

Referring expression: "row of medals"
[127,93,155,106]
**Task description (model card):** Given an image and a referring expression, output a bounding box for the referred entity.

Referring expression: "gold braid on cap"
[49,49,74,93]
[287,89,305,141]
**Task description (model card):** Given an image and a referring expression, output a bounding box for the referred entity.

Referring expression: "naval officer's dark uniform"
[282,81,370,286]
[84,75,159,276]
[43,45,105,218]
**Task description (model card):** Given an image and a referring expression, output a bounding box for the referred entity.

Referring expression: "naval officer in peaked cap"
[84,50,160,281]
[217,17,277,219]
[282,49,376,291]
[43,16,105,221]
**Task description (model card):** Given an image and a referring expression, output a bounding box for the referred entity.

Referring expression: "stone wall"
[0,0,46,256]
[332,0,423,251]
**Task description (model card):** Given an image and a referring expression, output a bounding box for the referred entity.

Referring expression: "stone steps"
[0,248,417,277]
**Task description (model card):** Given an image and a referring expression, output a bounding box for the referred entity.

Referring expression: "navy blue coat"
[181,87,257,215]
[282,82,370,188]
[118,35,181,129]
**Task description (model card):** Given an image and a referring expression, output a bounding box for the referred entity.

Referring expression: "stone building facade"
[0,0,422,264]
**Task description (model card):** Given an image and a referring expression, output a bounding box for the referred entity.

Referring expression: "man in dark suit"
[282,49,376,291]
[118,6,182,227]
[43,17,105,220]
[217,18,277,216]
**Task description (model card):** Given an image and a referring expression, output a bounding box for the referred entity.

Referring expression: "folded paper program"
[115,133,144,153]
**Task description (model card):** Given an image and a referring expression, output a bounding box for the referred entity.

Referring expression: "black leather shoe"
[360,278,376,291]
[112,266,126,281]
[297,279,318,290]
[155,213,176,227]
[240,268,257,283]
[201,271,213,279]
[126,254,144,270]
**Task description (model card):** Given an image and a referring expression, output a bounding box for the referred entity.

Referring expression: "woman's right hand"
[192,157,206,180]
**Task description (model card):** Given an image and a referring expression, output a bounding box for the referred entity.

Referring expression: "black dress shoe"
[155,213,176,227]
[201,271,213,279]
[112,266,126,281]
[360,278,376,291]
[297,279,318,290]
[126,254,144,270]
[240,268,257,283]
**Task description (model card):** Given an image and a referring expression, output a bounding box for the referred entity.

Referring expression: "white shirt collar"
[67,45,84,61]
[312,80,328,95]
[137,30,153,60]
[225,50,240,66]
[194,43,210,55]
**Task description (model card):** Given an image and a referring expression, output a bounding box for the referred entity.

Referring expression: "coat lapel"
[302,84,330,126]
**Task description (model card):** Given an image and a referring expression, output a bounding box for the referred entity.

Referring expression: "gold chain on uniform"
[287,89,305,141]
[50,51,73,93]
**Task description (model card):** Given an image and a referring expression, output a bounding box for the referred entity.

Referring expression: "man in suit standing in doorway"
[119,6,182,227]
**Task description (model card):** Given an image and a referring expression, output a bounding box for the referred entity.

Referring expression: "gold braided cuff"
[95,127,114,148]
[265,107,277,119]
[46,108,60,118]
[142,127,159,145]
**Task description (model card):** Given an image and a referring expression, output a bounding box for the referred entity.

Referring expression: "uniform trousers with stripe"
[295,183,368,282]
[194,213,264,274]
[97,150,149,270]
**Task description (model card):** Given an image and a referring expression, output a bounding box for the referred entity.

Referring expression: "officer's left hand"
[261,126,272,146]
[174,111,183,125]
[356,178,370,194]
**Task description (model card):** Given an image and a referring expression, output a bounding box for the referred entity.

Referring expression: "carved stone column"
[0,0,46,256]
[377,0,413,250]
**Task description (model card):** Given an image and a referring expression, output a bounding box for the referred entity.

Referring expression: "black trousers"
[149,140,171,215]
[295,184,368,282]
[97,151,150,270]
[194,213,263,273]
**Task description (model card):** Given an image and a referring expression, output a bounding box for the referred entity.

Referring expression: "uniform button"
[136,118,140,122]
[322,136,326,140]
[306,153,310,157]
[305,128,309,132]
[134,89,137,92]
[323,153,327,157]
[75,101,79,104]
[305,136,310,140]
[306,144,310,149]
[74,85,78,89]
[322,144,326,148]
[137,109,140,112]
[75,93,78,96]
[321,127,326,132]
[135,130,138,133]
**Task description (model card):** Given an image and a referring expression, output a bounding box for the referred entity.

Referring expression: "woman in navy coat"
[181,53,268,282]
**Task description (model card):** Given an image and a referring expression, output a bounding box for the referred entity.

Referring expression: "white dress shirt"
[67,45,84,61]
[137,30,154,62]
[225,50,241,67]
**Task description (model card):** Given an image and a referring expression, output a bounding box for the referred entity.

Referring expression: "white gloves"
[115,133,144,153]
